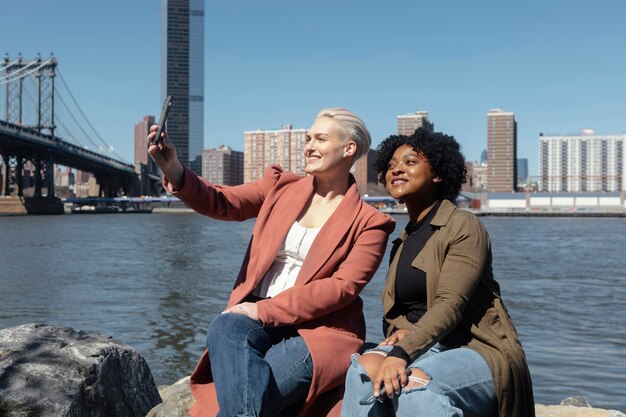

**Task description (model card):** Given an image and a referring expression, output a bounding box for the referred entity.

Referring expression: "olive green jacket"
[382,200,535,417]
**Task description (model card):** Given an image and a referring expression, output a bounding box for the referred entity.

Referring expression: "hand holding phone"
[359,383,386,405]
[150,95,173,146]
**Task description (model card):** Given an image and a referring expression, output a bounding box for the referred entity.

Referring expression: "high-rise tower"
[487,108,517,192]
[161,0,205,175]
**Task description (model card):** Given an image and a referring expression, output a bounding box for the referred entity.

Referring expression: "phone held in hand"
[151,95,173,146]
[359,383,386,405]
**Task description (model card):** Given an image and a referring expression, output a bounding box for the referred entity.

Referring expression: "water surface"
[1,213,624,410]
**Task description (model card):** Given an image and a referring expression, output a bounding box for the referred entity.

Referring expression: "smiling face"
[304,116,355,176]
[385,144,440,202]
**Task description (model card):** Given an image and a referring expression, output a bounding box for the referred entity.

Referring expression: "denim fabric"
[206,313,313,417]
[341,344,496,417]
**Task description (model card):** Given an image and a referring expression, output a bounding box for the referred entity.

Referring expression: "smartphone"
[359,384,386,405]
[151,95,173,146]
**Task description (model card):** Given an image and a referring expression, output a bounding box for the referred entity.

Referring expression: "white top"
[253,221,321,298]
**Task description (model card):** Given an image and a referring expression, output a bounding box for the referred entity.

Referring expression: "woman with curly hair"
[341,128,534,417]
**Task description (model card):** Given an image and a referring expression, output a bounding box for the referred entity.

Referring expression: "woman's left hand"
[373,356,409,399]
[223,302,258,320]
[379,329,410,346]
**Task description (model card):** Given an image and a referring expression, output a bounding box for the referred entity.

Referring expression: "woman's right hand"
[378,329,410,346]
[147,125,184,189]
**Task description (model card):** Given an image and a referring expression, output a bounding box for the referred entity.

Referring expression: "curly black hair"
[374,128,467,201]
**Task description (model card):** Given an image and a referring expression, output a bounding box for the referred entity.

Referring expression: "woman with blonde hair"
[148,108,395,417]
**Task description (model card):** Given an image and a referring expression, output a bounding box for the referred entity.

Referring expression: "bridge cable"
[0,60,51,85]
[56,69,128,163]
[55,90,107,151]
[0,60,38,82]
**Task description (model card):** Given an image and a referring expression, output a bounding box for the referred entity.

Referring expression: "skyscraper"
[487,108,517,192]
[161,0,204,175]
[397,111,434,136]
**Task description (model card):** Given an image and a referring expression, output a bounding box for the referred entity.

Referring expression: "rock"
[146,376,194,417]
[536,404,614,417]
[561,397,593,407]
[0,323,162,417]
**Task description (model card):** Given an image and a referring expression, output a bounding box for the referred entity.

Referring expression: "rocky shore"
[0,324,623,417]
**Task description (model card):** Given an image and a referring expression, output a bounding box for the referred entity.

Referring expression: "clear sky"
[3,0,626,177]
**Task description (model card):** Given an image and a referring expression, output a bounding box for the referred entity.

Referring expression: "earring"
[343,152,349,157]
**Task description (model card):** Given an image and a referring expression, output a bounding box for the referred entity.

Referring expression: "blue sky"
[2,0,626,176]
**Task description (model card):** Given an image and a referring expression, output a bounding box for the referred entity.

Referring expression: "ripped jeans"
[340,344,497,417]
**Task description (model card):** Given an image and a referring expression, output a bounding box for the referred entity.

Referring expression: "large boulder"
[0,323,162,417]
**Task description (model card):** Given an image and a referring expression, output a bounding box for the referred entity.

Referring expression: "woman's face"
[385,144,439,201]
[304,116,353,175]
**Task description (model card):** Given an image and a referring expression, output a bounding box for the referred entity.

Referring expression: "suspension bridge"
[0,53,162,214]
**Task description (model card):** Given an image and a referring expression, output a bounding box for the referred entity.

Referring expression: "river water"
[1,213,625,411]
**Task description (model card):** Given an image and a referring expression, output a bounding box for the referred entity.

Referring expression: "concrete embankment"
[1,324,624,417]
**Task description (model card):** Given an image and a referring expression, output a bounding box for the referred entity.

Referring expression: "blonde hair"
[315,108,371,161]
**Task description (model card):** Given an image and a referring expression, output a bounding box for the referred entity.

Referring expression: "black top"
[386,201,441,363]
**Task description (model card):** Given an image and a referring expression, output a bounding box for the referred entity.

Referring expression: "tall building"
[517,158,529,185]
[487,108,517,192]
[161,0,205,175]
[397,111,434,136]
[202,145,244,186]
[243,125,307,183]
[539,130,625,193]
[134,115,155,166]
[352,149,379,195]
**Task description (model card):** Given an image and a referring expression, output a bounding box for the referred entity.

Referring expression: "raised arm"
[165,164,285,221]
[147,124,286,221]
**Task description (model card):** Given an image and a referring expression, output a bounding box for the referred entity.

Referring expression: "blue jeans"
[341,344,497,417]
[206,313,313,417]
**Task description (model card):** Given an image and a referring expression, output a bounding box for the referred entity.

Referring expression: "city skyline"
[2,1,626,178]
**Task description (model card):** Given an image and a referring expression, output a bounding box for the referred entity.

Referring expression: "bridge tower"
[1,54,62,213]
[2,53,57,136]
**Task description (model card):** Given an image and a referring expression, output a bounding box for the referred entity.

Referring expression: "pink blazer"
[165,164,395,417]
